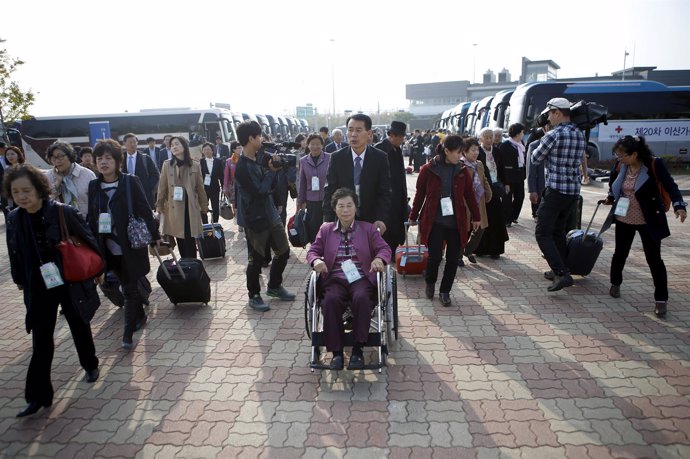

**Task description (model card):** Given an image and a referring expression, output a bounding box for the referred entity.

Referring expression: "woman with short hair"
[45,141,96,217]
[297,134,330,242]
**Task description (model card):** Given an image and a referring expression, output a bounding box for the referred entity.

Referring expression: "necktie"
[128,155,135,174]
[353,156,362,186]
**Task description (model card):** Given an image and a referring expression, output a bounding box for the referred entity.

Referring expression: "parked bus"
[255,114,271,136]
[471,96,494,137]
[487,89,513,130]
[508,80,690,160]
[449,102,471,134]
[299,118,310,133]
[463,101,480,137]
[16,108,239,166]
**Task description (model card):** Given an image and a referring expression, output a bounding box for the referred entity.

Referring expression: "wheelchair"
[304,265,399,372]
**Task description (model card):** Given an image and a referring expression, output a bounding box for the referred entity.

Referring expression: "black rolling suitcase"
[566,201,605,276]
[151,244,211,305]
[196,223,226,259]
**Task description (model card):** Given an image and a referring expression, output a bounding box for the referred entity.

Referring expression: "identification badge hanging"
[173,186,184,201]
[614,197,630,217]
[440,197,454,216]
[311,176,320,191]
[204,175,211,186]
[98,212,112,233]
[341,259,362,284]
[40,262,64,289]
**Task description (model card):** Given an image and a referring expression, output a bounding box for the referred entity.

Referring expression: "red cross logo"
[615,126,623,133]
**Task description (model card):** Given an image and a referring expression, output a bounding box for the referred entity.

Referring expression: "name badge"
[204,175,211,186]
[341,259,362,284]
[615,197,630,217]
[173,186,184,201]
[311,176,320,191]
[98,212,112,233]
[40,262,64,289]
[440,196,454,216]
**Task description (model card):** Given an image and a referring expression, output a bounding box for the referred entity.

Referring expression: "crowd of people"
[0,97,687,413]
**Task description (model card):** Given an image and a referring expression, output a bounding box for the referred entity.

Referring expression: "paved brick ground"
[1,176,689,458]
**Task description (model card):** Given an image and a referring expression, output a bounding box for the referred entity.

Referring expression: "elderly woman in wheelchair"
[306,187,392,370]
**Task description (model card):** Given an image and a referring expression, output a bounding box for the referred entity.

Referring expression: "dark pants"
[201,186,220,224]
[425,224,461,293]
[535,188,578,275]
[246,220,290,298]
[306,200,324,243]
[504,180,525,223]
[176,199,197,258]
[611,221,668,301]
[108,255,146,337]
[26,285,98,404]
[321,276,375,352]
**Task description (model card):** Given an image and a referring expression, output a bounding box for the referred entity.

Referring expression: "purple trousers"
[321,276,375,352]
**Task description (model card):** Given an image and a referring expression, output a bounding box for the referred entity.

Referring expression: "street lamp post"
[330,38,336,117]
[622,49,630,81]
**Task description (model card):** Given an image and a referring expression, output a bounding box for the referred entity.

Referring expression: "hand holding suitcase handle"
[149,241,186,280]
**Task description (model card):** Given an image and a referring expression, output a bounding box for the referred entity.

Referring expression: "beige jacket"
[465,161,493,229]
[156,159,208,238]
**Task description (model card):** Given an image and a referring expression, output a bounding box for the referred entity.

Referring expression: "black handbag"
[491,180,506,198]
[126,176,152,249]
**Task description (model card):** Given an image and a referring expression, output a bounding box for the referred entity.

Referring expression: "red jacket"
[409,156,480,247]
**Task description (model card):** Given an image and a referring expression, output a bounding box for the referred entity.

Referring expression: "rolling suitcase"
[196,223,226,259]
[395,222,428,276]
[152,244,211,305]
[566,202,605,276]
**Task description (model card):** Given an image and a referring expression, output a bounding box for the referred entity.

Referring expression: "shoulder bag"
[56,206,105,282]
[126,175,152,249]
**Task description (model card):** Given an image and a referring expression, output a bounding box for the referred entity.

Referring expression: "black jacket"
[375,138,408,246]
[607,157,686,242]
[322,145,392,224]
[143,146,163,171]
[200,157,224,195]
[215,143,231,159]
[324,141,348,153]
[497,140,526,183]
[235,153,280,229]
[87,174,161,283]
[121,151,160,208]
[7,200,104,332]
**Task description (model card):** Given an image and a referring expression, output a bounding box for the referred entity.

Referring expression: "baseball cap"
[541,97,571,115]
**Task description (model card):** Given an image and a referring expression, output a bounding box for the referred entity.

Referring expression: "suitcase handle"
[584,201,603,236]
[404,221,422,255]
[149,242,186,280]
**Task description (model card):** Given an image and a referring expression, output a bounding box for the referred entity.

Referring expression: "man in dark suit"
[375,121,409,254]
[200,142,225,223]
[144,137,162,171]
[324,128,348,153]
[322,114,391,233]
[214,136,231,160]
[319,126,332,146]
[121,133,159,209]
[158,135,173,171]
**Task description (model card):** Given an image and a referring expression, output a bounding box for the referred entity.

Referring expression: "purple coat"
[298,152,331,206]
[307,220,392,285]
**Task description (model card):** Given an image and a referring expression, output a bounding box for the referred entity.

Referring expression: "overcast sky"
[3,0,689,117]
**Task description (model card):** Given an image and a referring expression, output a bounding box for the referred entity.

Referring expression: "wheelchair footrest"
[311,332,382,347]
[309,362,384,371]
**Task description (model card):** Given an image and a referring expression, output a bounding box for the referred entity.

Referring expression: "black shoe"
[16,401,51,418]
[348,354,365,370]
[544,270,555,281]
[609,285,621,298]
[467,255,477,264]
[329,355,344,371]
[457,257,465,267]
[655,301,667,318]
[122,334,133,350]
[505,223,512,228]
[425,283,434,300]
[547,274,574,292]
[439,292,452,307]
[84,368,100,383]
[135,314,148,331]
[512,219,518,224]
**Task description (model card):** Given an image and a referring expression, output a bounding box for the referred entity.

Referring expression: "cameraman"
[235,121,296,312]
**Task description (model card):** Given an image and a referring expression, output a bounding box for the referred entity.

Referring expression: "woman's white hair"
[479,127,494,139]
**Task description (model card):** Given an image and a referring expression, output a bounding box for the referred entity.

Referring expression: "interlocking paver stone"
[2,177,690,456]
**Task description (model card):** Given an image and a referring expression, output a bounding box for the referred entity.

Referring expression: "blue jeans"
[535,188,578,275]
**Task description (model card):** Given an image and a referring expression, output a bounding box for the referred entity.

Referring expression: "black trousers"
[26,284,98,404]
[305,201,324,244]
[504,180,525,223]
[246,221,290,298]
[108,255,146,337]
[425,224,461,293]
[611,220,668,301]
[201,186,220,224]
[535,188,578,275]
[176,198,197,258]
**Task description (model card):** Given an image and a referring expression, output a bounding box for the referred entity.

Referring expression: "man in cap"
[375,121,409,254]
[531,98,587,292]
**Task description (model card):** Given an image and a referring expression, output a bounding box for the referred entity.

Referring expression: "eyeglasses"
[50,153,67,161]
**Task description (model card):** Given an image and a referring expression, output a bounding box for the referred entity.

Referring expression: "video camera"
[257,142,300,169]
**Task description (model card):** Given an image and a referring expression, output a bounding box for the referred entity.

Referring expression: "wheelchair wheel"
[304,273,315,339]
[385,270,399,345]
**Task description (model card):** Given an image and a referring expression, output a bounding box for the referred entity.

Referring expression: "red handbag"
[56,206,105,282]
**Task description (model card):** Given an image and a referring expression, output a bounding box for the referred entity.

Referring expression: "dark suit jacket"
[527,140,546,194]
[498,140,526,183]
[322,145,392,224]
[374,138,408,247]
[215,143,231,159]
[199,157,224,194]
[143,146,162,170]
[121,151,160,208]
[324,141,349,153]
[157,148,172,171]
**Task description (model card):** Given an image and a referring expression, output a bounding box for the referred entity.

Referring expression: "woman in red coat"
[409,135,480,306]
